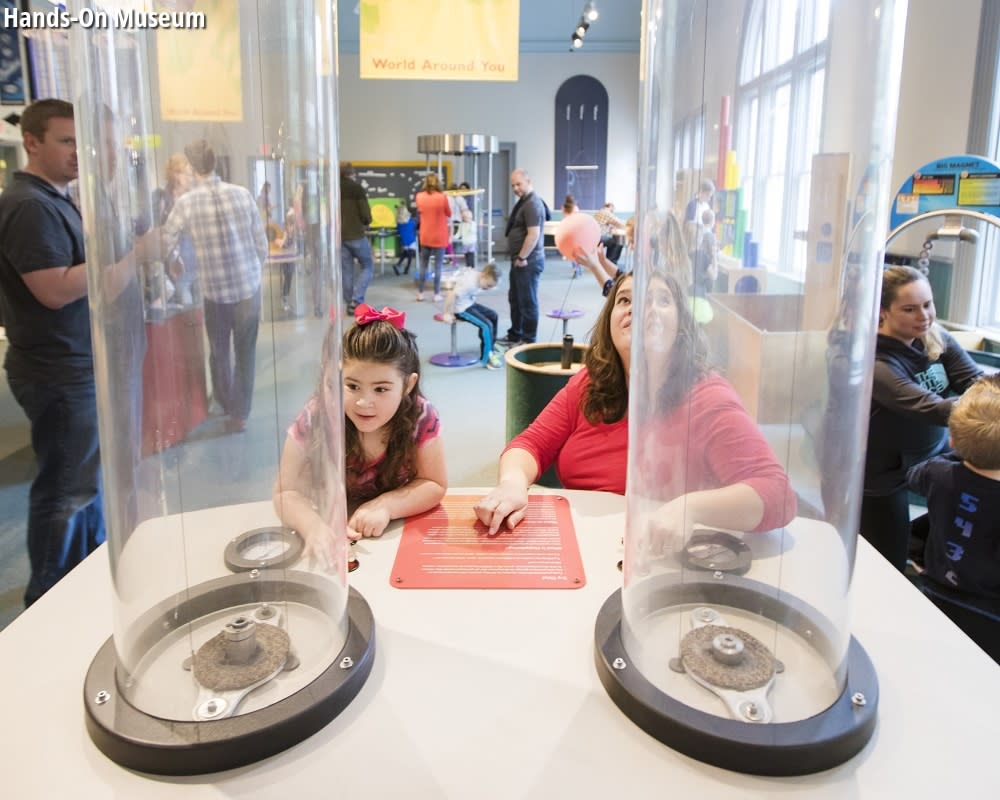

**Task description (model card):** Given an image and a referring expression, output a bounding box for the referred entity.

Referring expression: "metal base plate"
[680,531,752,575]
[594,581,878,776]
[84,586,375,776]
[224,526,304,572]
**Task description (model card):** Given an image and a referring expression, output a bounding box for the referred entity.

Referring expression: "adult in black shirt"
[861,266,982,571]
[501,168,546,345]
[339,161,374,313]
[0,100,148,605]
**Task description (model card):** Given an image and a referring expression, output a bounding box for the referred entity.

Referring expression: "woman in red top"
[414,173,451,302]
[474,271,796,544]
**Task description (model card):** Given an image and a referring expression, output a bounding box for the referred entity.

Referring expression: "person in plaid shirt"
[593,201,626,264]
[163,140,267,433]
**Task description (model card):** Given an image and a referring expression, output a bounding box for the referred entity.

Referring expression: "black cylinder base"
[594,586,878,776]
[84,586,375,776]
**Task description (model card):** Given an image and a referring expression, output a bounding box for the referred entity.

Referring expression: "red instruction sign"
[391,495,586,589]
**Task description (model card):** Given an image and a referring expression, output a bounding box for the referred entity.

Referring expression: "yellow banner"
[316,0,334,77]
[156,0,243,121]
[360,0,519,81]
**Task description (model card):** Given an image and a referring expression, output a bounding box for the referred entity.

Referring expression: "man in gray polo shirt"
[500,168,546,345]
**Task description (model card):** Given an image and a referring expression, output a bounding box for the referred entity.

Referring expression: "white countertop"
[2,488,998,798]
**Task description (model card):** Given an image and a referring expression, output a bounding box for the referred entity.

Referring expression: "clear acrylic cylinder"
[71,1,373,774]
[596,0,907,774]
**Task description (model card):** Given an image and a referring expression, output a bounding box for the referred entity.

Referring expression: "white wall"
[336,51,641,210]
[891,0,982,195]
[888,0,981,257]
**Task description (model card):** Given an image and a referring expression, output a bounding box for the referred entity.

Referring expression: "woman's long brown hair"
[880,265,945,360]
[582,272,709,424]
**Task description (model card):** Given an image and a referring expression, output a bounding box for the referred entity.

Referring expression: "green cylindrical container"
[504,342,587,488]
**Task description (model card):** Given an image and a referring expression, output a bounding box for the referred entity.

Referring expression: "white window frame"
[735,0,829,279]
[673,107,705,172]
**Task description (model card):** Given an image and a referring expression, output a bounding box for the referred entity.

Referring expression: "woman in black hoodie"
[861,265,983,570]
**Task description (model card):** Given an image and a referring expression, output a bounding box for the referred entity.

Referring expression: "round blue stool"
[430,312,480,367]
[546,307,585,336]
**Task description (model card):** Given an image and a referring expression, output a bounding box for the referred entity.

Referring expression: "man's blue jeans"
[341,237,374,306]
[8,375,105,606]
[458,303,498,362]
[506,253,545,343]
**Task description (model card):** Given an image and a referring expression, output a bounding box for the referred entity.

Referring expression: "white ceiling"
[335,0,643,54]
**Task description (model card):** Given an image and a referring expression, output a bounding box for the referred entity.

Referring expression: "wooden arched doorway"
[554,75,609,210]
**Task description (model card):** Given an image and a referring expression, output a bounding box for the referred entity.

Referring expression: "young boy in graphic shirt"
[907,375,1000,600]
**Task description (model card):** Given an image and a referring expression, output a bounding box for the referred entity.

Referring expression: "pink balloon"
[554,213,601,261]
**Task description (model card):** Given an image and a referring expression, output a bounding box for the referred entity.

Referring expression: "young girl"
[274,305,447,555]
[454,208,477,268]
[394,203,417,276]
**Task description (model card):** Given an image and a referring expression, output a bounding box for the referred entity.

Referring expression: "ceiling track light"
[571,3,596,49]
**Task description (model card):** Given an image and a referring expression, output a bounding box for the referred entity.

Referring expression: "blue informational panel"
[890,154,1000,232]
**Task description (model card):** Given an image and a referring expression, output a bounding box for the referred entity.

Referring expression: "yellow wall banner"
[316,0,334,77]
[156,0,243,121]
[360,0,519,82]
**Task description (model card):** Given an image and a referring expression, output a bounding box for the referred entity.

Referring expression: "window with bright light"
[673,108,705,172]
[735,0,829,278]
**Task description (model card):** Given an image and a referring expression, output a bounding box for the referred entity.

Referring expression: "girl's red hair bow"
[353,303,406,329]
